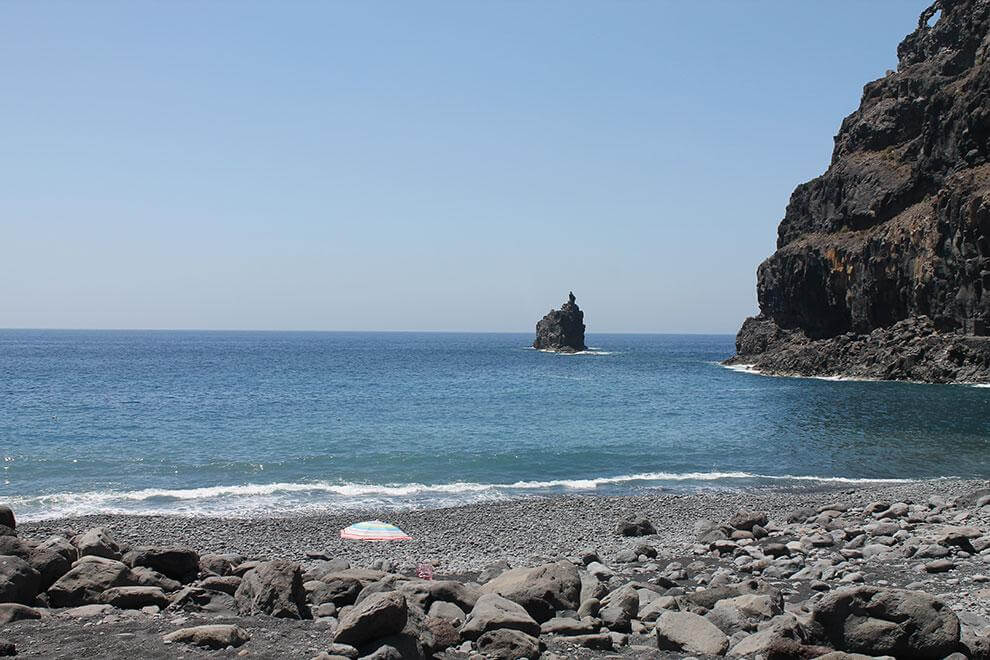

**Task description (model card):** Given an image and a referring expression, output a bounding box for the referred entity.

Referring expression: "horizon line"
[0,326,739,336]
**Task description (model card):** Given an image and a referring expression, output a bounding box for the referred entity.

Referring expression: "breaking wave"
[8,471,927,521]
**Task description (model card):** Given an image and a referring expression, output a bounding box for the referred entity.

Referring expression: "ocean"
[2,330,988,521]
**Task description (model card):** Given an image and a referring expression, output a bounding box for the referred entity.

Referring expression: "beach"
[3,478,990,658]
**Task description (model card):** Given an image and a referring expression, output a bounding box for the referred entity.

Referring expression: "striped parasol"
[340,520,412,541]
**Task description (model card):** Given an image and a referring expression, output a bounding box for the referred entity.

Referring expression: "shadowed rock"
[234,559,309,619]
[726,0,990,383]
[533,292,587,353]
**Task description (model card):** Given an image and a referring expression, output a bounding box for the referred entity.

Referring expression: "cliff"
[727,0,990,383]
[534,292,587,352]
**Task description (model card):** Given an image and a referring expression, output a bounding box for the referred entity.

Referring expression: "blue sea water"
[1,330,988,521]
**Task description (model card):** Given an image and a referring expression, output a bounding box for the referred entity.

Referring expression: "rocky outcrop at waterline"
[534,292,587,353]
[726,0,990,383]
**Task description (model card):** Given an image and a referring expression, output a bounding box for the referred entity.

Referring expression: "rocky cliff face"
[534,292,587,352]
[728,0,990,383]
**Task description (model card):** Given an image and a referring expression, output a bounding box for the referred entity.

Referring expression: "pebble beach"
[2,479,990,658]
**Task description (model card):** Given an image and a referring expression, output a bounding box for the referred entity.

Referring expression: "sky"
[1,1,932,333]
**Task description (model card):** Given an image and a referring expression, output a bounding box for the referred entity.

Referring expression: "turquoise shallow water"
[1,330,988,520]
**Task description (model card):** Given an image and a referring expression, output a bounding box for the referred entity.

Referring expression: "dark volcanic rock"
[727,0,990,383]
[0,507,14,531]
[533,292,587,353]
[234,559,309,619]
[809,586,960,659]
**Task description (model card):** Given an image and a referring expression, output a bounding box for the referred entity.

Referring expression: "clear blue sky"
[2,1,930,333]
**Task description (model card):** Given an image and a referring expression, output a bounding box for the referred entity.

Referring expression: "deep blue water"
[2,330,988,520]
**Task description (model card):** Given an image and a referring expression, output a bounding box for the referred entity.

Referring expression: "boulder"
[638,596,678,622]
[810,587,959,658]
[656,610,729,656]
[124,546,199,583]
[0,602,40,625]
[460,593,541,640]
[199,553,243,576]
[319,575,364,606]
[47,557,135,607]
[35,536,76,563]
[396,579,478,612]
[0,537,30,559]
[479,560,580,622]
[163,624,250,649]
[599,585,638,632]
[99,585,170,609]
[72,528,121,561]
[476,629,541,659]
[0,555,40,605]
[427,600,466,625]
[198,575,241,596]
[541,616,598,635]
[616,515,656,537]
[729,510,769,531]
[353,580,394,605]
[0,509,13,531]
[681,579,783,611]
[334,591,407,647]
[420,616,461,656]
[27,547,71,591]
[234,559,309,618]
[130,566,182,592]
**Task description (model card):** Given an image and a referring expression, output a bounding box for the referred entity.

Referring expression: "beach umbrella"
[340,520,412,541]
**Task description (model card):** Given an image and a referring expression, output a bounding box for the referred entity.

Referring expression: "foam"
[536,347,615,355]
[9,471,932,521]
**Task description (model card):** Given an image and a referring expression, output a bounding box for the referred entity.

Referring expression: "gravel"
[18,479,986,574]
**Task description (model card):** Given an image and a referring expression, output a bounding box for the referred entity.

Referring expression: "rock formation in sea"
[534,292,587,352]
[726,0,990,383]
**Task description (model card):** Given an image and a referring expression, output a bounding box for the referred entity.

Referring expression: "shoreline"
[720,358,990,387]
[4,477,990,658]
[7,473,963,525]
[18,479,986,574]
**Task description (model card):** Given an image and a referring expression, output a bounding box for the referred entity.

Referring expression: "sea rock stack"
[534,292,587,353]
[726,0,990,383]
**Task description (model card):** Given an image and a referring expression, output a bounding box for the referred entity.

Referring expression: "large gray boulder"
[163,624,250,649]
[0,507,14,530]
[599,585,639,632]
[476,629,541,659]
[100,585,170,609]
[396,579,479,613]
[0,603,40,625]
[0,555,40,605]
[36,536,77,563]
[318,575,364,606]
[234,559,309,619]
[0,537,71,592]
[47,557,135,607]
[810,586,960,659]
[72,528,122,561]
[461,593,541,641]
[656,610,730,656]
[124,547,199,583]
[479,561,580,622]
[680,579,783,611]
[615,514,656,537]
[27,547,71,591]
[729,510,769,531]
[334,591,408,647]
[199,553,243,577]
